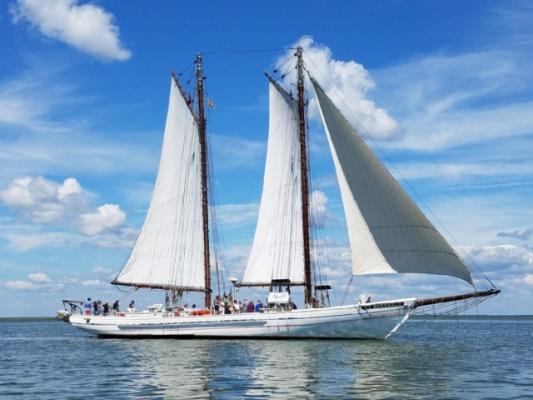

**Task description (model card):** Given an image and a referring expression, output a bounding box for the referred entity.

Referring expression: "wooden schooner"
[67,47,499,338]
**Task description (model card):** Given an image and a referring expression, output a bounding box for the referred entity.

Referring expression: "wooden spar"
[195,53,212,308]
[110,279,208,292]
[235,282,307,288]
[414,288,500,308]
[296,46,313,306]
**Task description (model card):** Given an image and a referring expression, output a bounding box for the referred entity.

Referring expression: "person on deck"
[128,300,135,312]
[214,295,221,314]
[92,300,99,315]
[247,300,255,313]
[84,298,92,315]
[103,302,110,315]
[224,301,231,315]
[255,300,262,312]
[112,300,119,312]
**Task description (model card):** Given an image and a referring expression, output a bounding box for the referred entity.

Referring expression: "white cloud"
[4,280,37,290]
[91,266,113,275]
[0,67,161,177]
[0,66,77,132]
[90,266,117,281]
[459,244,533,273]
[392,161,533,181]
[373,50,533,151]
[523,274,533,286]
[80,279,105,287]
[216,203,258,227]
[82,226,137,248]
[1,176,86,223]
[79,204,126,236]
[211,134,266,170]
[10,0,131,61]
[0,176,134,250]
[310,190,329,227]
[276,36,398,139]
[220,243,252,278]
[6,232,69,252]
[28,272,51,283]
[4,272,55,290]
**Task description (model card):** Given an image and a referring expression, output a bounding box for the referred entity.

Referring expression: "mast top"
[296,46,303,60]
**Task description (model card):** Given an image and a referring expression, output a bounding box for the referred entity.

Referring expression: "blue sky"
[1,0,532,316]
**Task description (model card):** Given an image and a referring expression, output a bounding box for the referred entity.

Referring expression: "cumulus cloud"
[1,176,129,249]
[276,36,398,139]
[460,244,533,311]
[459,244,533,274]
[28,272,51,283]
[10,0,131,61]
[80,279,105,287]
[6,232,68,253]
[82,226,137,248]
[4,280,37,290]
[79,204,126,236]
[4,272,58,290]
[0,176,85,223]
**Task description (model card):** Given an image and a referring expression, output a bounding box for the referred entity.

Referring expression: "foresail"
[114,78,205,290]
[242,81,305,285]
[310,78,473,285]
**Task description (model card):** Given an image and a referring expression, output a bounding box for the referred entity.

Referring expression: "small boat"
[68,47,499,339]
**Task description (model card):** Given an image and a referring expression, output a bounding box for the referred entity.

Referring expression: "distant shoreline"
[0,317,57,322]
[1,315,532,322]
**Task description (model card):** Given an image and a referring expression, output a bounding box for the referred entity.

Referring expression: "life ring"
[191,309,210,316]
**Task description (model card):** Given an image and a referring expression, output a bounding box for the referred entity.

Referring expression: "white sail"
[311,78,473,284]
[114,78,205,289]
[242,81,305,285]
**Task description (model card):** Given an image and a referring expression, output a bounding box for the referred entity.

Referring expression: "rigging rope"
[202,47,296,55]
[341,276,354,305]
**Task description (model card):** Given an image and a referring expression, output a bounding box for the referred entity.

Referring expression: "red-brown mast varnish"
[296,46,313,306]
[195,53,212,308]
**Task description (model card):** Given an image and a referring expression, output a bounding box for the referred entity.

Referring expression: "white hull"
[69,298,415,340]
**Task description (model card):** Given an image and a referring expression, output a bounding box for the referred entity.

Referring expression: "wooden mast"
[195,52,212,308]
[296,46,313,306]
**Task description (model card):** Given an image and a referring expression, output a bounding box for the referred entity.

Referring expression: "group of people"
[213,295,263,315]
[83,298,120,316]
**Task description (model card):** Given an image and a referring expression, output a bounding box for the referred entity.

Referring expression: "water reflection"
[2,319,532,399]
[116,337,459,398]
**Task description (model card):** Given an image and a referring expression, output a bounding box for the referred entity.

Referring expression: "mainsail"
[113,77,205,290]
[310,77,473,284]
[242,80,305,285]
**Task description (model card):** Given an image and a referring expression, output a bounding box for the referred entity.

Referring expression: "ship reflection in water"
[1,319,531,399]
[130,339,454,398]
[112,318,530,399]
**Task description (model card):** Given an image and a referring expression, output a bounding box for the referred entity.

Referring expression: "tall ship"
[66,48,499,338]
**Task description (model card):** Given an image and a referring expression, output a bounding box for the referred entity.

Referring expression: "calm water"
[0,317,531,399]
